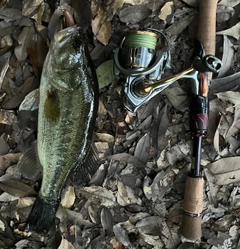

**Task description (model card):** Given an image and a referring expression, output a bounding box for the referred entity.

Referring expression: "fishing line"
[124,30,159,50]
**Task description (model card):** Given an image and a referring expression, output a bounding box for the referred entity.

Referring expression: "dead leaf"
[165,12,195,37]
[22,0,44,17]
[110,237,125,249]
[119,5,151,23]
[96,21,112,45]
[217,5,234,22]
[226,104,240,137]
[79,186,116,206]
[216,22,240,40]
[58,238,75,249]
[2,76,36,109]
[109,153,144,167]
[101,207,113,234]
[217,36,234,78]
[60,185,75,209]
[161,221,181,248]
[0,179,36,197]
[113,224,132,248]
[208,157,240,185]
[117,181,141,206]
[158,1,174,24]
[14,26,35,61]
[162,83,188,111]
[182,0,198,7]
[92,8,106,37]
[136,216,163,235]
[216,91,240,105]
[124,0,154,4]
[0,8,22,21]
[209,72,240,99]
[134,132,151,164]
[219,0,240,7]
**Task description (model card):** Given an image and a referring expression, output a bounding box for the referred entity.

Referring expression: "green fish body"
[28,26,99,233]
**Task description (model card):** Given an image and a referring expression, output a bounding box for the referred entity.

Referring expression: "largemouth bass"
[26,26,99,233]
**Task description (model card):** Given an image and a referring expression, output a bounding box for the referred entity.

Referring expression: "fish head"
[47,26,89,91]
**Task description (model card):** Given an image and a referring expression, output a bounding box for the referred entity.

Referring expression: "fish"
[22,25,99,233]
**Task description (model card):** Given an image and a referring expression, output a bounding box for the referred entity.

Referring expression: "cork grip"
[197,0,218,56]
[179,176,204,241]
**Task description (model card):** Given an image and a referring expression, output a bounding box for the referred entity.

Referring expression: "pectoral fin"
[18,142,42,181]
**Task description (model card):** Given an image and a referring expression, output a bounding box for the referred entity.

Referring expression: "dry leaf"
[134,132,151,164]
[217,5,234,22]
[161,221,181,248]
[217,36,234,78]
[219,0,240,7]
[182,0,198,7]
[0,179,36,197]
[2,76,35,109]
[208,157,240,185]
[22,0,44,17]
[226,104,240,137]
[96,132,115,143]
[216,22,240,40]
[96,21,112,45]
[101,207,113,234]
[136,216,163,235]
[165,12,195,37]
[158,1,173,24]
[209,72,240,99]
[79,186,116,206]
[110,238,125,249]
[14,26,35,61]
[60,185,75,209]
[119,5,151,23]
[113,224,132,248]
[162,83,188,111]
[216,91,240,105]
[117,181,141,206]
[58,238,75,249]
[0,8,22,21]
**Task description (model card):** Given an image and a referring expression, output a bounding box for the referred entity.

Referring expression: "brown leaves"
[1,0,240,248]
[119,5,151,23]
[208,157,240,185]
[0,179,36,197]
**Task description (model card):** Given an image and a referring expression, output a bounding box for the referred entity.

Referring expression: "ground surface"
[0,0,240,248]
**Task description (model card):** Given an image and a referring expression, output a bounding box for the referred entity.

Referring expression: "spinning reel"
[114,29,222,112]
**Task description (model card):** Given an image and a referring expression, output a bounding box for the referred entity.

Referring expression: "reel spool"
[114,29,171,112]
[120,30,160,70]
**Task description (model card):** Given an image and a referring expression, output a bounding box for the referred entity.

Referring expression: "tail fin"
[27,195,59,233]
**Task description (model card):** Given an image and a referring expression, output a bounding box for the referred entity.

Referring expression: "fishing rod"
[113,0,221,242]
[179,0,219,241]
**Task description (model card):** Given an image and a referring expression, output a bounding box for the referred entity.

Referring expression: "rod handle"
[197,0,218,56]
[179,176,204,241]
